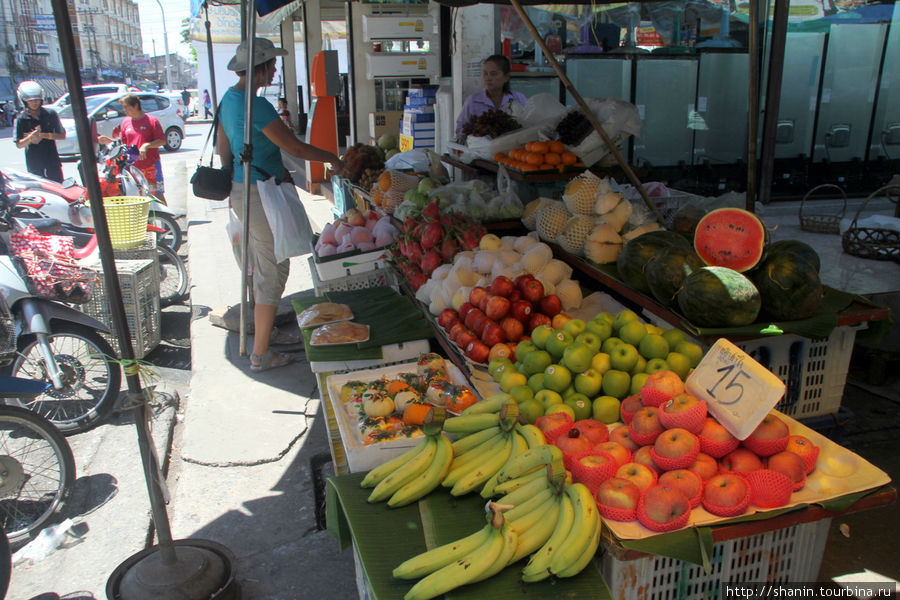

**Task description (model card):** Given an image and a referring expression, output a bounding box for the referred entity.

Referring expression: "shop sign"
[35,15,56,31]
[34,43,50,55]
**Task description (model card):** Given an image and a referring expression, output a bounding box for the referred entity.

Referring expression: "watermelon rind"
[765,240,821,273]
[677,266,761,327]
[616,230,690,293]
[752,253,824,321]
[693,208,768,273]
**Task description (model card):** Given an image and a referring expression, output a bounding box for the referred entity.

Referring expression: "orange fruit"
[544,152,561,165]
[540,163,553,170]
[493,152,506,162]
[531,141,549,154]
[549,140,565,154]
[561,151,577,165]
[526,152,543,166]
[489,343,514,362]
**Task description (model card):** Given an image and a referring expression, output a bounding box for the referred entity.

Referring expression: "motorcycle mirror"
[61,177,76,188]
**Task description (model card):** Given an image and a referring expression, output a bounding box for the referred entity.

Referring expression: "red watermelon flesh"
[693,208,768,273]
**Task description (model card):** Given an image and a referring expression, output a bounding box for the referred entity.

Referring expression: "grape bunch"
[556,111,593,146]
[461,109,521,139]
[358,167,383,193]
[340,143,385,185]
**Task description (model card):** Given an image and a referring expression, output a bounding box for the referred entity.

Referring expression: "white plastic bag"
[385,149,430,172]
[257,177,314,263]
[226,208,247,272]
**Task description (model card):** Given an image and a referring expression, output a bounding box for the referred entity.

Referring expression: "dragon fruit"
[421,222,444,250]
[420,250,443,276]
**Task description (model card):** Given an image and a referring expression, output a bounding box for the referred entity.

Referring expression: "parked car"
[48,84,137,110]
[55,92,185,155]
[164,93,187,120]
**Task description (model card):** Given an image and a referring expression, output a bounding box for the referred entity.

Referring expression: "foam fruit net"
[746,469,794,509]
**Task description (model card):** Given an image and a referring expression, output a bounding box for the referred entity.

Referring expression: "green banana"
[505,486,555,524]
[470,519,518,584]
[450,425,501,456]
[392,525,492,580]
[497,444,563,482]
[451,433,514,496]
[388,434,454,508]
[442,412,501,434]
[460,393,510,416]
[549,483,599,576]
[368,437,438,503]
[509,494,561,563]
[360,440,429,488]
[480,431,528,499]
[521,490,576,582]
[553,506,602,578]
[403,519,506,600]
[493,466,546,495]
[515,423,547,448]
[442,432,507,488]
[497,473,553,508]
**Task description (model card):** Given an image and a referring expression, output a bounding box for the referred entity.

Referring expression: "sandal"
[268,327,303,345]
[250,350,297,372]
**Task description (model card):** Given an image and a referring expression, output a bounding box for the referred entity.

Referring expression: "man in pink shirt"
[99,94,167,203]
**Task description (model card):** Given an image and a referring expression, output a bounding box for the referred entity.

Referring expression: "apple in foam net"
[719,448,763,473]
[653,428,698,460]
[536,411,572,437]
[658,469,702,501]
[642,484,691,525]
[489,275,515,298]
[688,453,719,481]
[766,451,806,485]
[485,295,511,321]
[633,446,659,473]
[596,477,641,510]
[749,413,789,441]
[573,420,609,445]
[616,462,657,491]
[555,428,593,456]
[595,441,632,467]
[703,473,748,508]
[510,300,533,323]
[579,453,616,472]
[663,393,700,415]
[609,426,640,452]
[630,406,664,437]
[700,417,736,444]
[642,370,685,399]
[621,393,644,415]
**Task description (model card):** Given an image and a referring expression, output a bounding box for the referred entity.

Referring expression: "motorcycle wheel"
[149,211,183,253]
[0,405,75,547]
[158,244,188,306]
[2,324,121,436]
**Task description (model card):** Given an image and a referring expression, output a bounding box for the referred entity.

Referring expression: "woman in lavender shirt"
[455,55,527,137]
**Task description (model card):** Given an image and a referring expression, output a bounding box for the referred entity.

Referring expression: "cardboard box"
[405,95,436,107]
[407,86,439,98]
[368,111,402,140]
[401,121,436,137]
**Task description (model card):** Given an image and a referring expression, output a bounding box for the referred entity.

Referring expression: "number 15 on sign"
[685,338,785,440]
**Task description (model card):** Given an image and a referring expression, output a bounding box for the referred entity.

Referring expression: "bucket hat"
[227,37,287,72]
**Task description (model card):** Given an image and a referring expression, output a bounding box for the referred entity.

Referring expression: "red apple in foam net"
[662,393,700,415]
[766,451,806,485]
[596,477,641,510]
[633,446,659,473]
[615,462,657,491]
[536,412,573,437]
[688,453,719,481]
[469,286,489,308]
[786,435,819,474]
[630,406,663,437]
[703,473,748,508]
[609,426,640,452]
[658,469,702,502]
[641,484,691,525]
[577,453,616,477]
[573,420,609,445]
[700,417,736,444]
[743,413,790,456]
[555,428,594,456]
[621,393,644,415]
[595,441,632,467]
[489,276,515,298]
[510,300,533,323]
[653,428,698,460]
[484,295,511,321]
[641,370,685,404]
[719,448,763,473]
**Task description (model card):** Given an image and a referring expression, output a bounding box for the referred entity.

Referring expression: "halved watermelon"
[693,208,768,273]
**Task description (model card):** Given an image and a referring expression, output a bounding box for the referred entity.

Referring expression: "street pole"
[153,0,174,91]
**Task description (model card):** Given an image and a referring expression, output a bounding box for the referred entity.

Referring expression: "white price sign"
[685,338,785,440]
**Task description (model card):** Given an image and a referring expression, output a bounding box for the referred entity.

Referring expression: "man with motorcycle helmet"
[13,81,66,183]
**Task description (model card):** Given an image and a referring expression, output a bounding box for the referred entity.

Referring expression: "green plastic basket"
[103,196,151,249]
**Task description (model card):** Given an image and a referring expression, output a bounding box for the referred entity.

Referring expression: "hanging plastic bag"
[257,177,314,263]
[226,208,248,272]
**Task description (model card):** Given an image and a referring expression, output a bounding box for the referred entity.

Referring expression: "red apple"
[519,278,545,303]
[573,420,610,445]
[508,289,523,303]
[658,469,703,502]
[538,294,563,317]
[536,412,573,437]
[499,317,525,343]
[484,295,511,321]
[609,426,640,452]
[514,274,536,289]
[700,417,736,444]
[749,413,789,440]
[556,428,594,456]
[464,307,484,331]
[510,300,533,323]
[703,473,748,508]
[489,276,515,298]
[620,393,644,424]
[438,308,459,330]
[641,484,691,525]
[594,441,632,467]
[688,453,719,481]
[662,393,700,415]
[527,312,552,332]
[465,340,490,364]
[629,406,664,442]
[469,286,489,308]
[786,435,819,474]
[633,446,660,473]
[766,451,806,486]
[456,328,478,351]
[478,293,491,313]
[641,370,685,406]
[719,448,763,473]
[448,322,467,344]
[458,302,476,322]
[481,322,507,348]
[596,477,641,510]
[615,462,657,491]
[653,428,699,460]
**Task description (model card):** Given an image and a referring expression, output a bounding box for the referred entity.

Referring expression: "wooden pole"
[508,0,666,226]
[746,0,759,210]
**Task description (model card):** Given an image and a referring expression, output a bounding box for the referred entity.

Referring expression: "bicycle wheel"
[2,324,121,436]
[149,212,183,253]
[0,405,75,546]
[158,244,188,306]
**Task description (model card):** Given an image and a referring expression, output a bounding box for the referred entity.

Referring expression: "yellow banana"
[403,519,506,600]
[392,525,492,580]
[450,425,501,456]
[509,494,561,564]
[360,439,429,488]
[442,412,501,434]
[493,466,546,495]
[515,423,547,448]
[497,473,553,508]
[470,519,518,583]
[505,486,555,524]
[442,432,507,488]
[460,393,510,416]
[368,437,438,503]
[388,434,453,508]
[497,444,563,482]
[549,483,599,576]
[554,506,602,578]
[521,491,576,582]
[451,433,514,496]
[480,431,528,498]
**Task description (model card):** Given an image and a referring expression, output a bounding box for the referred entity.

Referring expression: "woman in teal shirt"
[218,38,343,372]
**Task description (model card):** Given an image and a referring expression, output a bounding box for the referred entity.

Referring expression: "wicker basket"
[799,183,847,234]
[103,196,151,249]
[841,184,900,262]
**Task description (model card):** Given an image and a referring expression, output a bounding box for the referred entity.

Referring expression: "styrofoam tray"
[603,410,892,540]
[326,360,474,472]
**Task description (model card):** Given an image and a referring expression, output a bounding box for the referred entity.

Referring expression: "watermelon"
[671,202,706,241]
[617,230,691,293]
[694,208,768,273]
[753,253,824,321]
[765,240,821,273]
[677,266,761,327]
[646,246,706,307]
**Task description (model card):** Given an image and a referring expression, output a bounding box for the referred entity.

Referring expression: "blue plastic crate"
[798,406,855,443]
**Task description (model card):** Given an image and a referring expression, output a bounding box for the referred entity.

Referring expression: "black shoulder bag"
[190,108,233,201]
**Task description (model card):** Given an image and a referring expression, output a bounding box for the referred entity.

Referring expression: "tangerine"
[561,151,578,165]
[540,163,553,171]
[544,152,561,165]
[525,142,537,153]
[549,140,565,154]
[526,152,543,166]
[493,152,506,162]
[531,141,549,154]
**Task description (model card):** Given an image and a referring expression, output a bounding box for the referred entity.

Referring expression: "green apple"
[518,399,545,425]
[600,369,631,399]
[601,336,624,354]
[562,385,578,399]
[591,352,612,375]
[586,318,613,341]
[488,358,515,381]
[594,311,616,326]
[629,355,647,376]
[562,318,587,339]
[609,343,639,372]
[630,372,650,395]
[516,340,538,360]
[562,343,594,374]
[509,385,534,404]
[527,373,546,393]
[638,334,670,360]
[530,325,554,349]
[500,371,528,393]
[674,340,704,368]
[575,332,602,354]
[545,330,574,361]
[574,368,603,397]
[543,364,572,393]
[564,393,593,421]
[545,403,576,420]
[662,328,686,350]
[535,389,564,409]
[644,357,670,374]
[665,351,692,379]
[618,321,647,346]
[613,309,641,333]
[592,395,621,424]
[521,349,552,376]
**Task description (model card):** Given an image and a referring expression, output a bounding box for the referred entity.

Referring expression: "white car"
[55,92,185,156]
[48,83,135,111]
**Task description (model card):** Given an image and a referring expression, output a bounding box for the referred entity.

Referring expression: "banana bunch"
[360,408,452,508]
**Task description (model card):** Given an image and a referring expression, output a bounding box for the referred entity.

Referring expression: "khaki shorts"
[230,180,289,306]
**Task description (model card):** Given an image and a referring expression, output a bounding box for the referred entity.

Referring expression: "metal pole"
[757,0,789,206]
[51,0,178,565]
[203,1,218,108]
[746,0,758,210]
[239,11,258,357]
[153,0,174,91]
